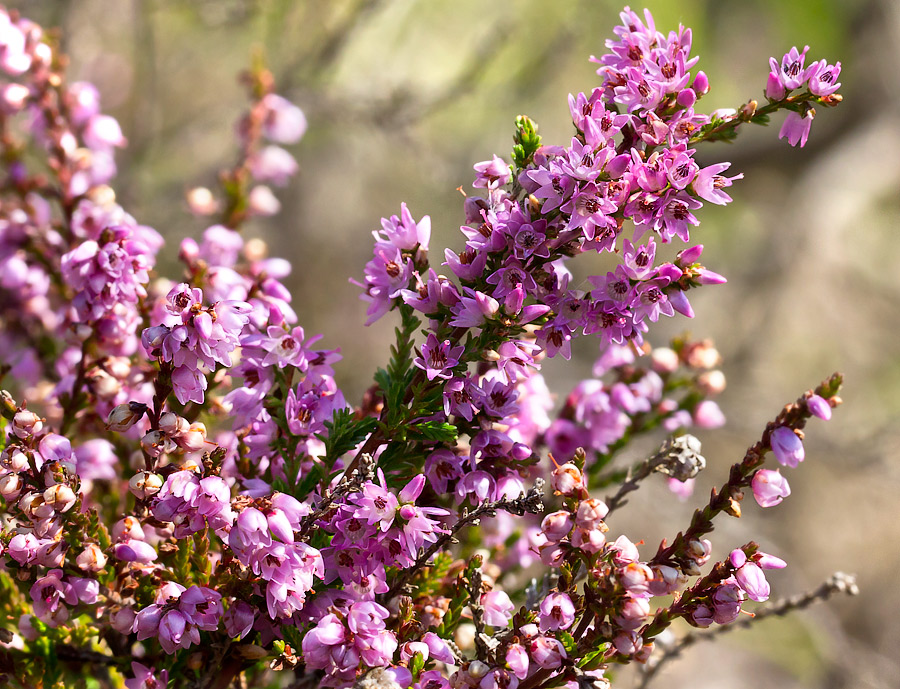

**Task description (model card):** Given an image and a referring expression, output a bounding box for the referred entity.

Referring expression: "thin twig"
[636,572,859,689]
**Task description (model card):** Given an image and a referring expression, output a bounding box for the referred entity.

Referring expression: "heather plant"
[0,6,855,689]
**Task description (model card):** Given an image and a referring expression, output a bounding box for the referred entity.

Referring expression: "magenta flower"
[539,592,576,631]
[751,469,791,507]
[481,590,515,627]
[770,426,805,467]
[807,394,833,420]
[779,110,814,148]
[125,662,169,689]
[473,155,512,189]
[414,334,464,381]
[734,562,770,602]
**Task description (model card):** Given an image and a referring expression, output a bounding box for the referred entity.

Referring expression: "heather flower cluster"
[0,6,849,689]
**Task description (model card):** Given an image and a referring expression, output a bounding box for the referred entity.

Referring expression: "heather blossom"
[0,6,850,689]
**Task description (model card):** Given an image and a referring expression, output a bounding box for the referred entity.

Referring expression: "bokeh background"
[9,1,899,687]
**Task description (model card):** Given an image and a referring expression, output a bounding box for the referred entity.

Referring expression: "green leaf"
[558,630,577,655]
[409,420,458,444]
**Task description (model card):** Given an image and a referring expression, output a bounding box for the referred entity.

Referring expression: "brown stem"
[651,374,841,571]
[59,337,91,435]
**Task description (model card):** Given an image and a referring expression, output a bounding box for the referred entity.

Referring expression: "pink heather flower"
[125,662,168,689]
[692,162,743,205]
[61,226,156,323]
[693,400,726,429]
[473,155,512,189]
[449,289,499,328]
[770,46,811,91]
[539,592,576,631]
[756,551,788,570]
[779,110,814,148]
[353,469,399,531]
[261,93,307,144]
[414,334,464,381]
[770,426,805,467]
[807,60,841,96]
[751,469,791,507]
[575,498,609,529]
[377,202,431,251]
[249,145,299,186]
[711,582,744,624]
[529,636,566,669]
[481,590,515,627]
[506,643,530,680]
[540,511,574,542]
[734,562,770,602]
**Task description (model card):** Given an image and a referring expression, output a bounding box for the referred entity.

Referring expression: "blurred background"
[8,0,899,687]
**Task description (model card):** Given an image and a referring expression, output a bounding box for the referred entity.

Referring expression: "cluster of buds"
[139,412,209,462]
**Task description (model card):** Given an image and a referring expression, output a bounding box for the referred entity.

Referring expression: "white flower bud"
[43,484,77,512]
[76,543,108,572]
[186,186,218,215]
[697,369,726,395]
[90,369,120,401]
[106,402,147,432]
[129,471,163,499]
[159,412,189,436]
[175,422,207,452]
[0,473,22,499]
[12,410,42,438]
[468,660,490,679]
[141,430,170,457]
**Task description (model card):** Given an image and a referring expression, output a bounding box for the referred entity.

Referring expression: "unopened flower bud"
[106,402,147,432]
[129,471,163,499]
[770,426,804,468]
[12,410,42,438]
[692,70,709,95]
[248,185,281,216]
[158,412,189,436]
[806,394,832,421]
[43,484,77,512]
[187,187,218,215]
[650,347,679,374]
[1,389,17,418]
[724,495,742,518]
[575,498,609,529]
[468,661,490,679]
[683,340,720,369]
[697,370,726,395]
[174,422,207,452]
[550,462,584,496]
[140,430,169,457]
[0,473,23,499]
[90,369,120,400]
[687,538,712,565]
[76,543,108,572]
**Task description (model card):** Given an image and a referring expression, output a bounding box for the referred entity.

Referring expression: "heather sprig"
[0,6,852,689]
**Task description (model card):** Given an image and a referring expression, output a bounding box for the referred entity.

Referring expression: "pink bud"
[692,71,710,95]
[770,427,804,467]
[806,394,832,421]
[751,469,791,507]
[540,510,573,542]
